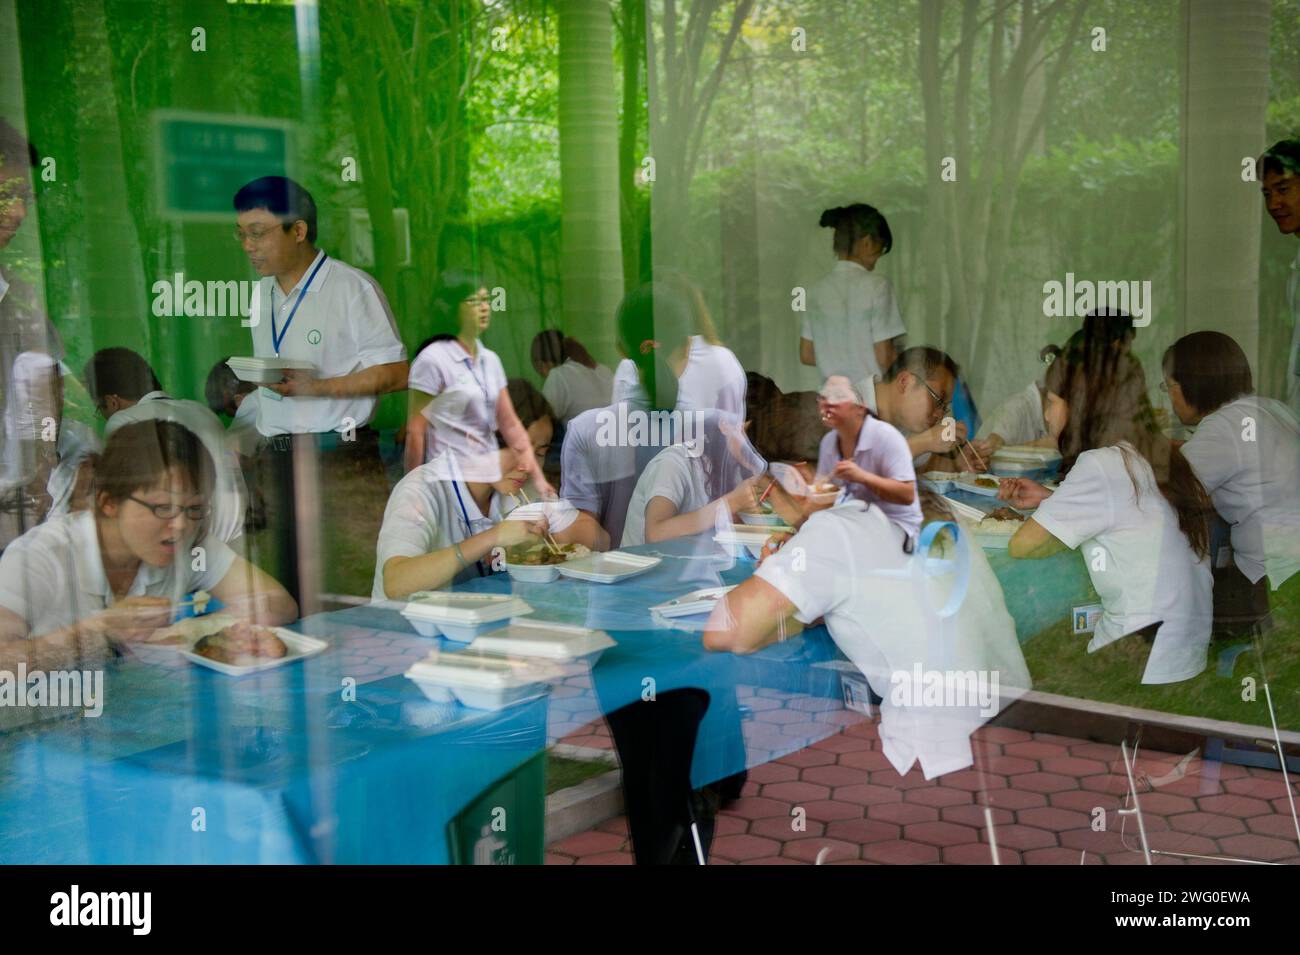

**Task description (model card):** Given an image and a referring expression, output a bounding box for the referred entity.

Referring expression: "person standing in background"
[233,176,408,611]
[800,203,905,386]
[1259,140,1300,415]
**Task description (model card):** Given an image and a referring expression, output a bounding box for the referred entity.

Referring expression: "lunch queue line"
[0,131,1298,863]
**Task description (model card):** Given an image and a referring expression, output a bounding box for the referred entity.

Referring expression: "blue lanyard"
[271,253,328,356]
[460,351,492,406]
[450,479,487,578]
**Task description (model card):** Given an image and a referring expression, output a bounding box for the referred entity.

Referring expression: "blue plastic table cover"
[0,512,1093,864]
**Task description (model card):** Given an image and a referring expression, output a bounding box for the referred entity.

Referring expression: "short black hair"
[883,346,959,385]
[0,119,38,169]
[1162,331,1253,415]
[819,203,893,256]
[83,347,162,404]
[204,356,255,416]
[1258,139,1300,179]
[232,175,318,243]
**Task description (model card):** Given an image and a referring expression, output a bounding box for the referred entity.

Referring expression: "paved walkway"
[546,714,1300,865]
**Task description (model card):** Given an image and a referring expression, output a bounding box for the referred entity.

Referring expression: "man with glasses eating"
[232,176,408,610]
[850,345,970,470]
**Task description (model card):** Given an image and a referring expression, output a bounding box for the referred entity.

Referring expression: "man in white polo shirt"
[233,176,408,610]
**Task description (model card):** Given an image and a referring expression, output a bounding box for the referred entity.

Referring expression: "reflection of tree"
[326,0,482,333]
[919,0,1089,378]
[646,0,755,265]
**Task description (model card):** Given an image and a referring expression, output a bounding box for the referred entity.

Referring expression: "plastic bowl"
[738,508,786,527]
[504,562,561,583]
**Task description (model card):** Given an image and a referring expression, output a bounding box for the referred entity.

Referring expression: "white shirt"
[1181,395,1300,589]
[542,360,614,424]
[802,261,906,383]
[816,416,921,537]
[610,359,642,405]
[106,391,247,543]
[620,444,716,547]
[371,452,577,601]
[853,376,933,470]
[409,338,509,480]
[978,383,1047,447]
[756,501,1029,779]
[45,420,101,517]
[674,337,746,418]
[1,350,60,494]
[0,510,236,639]
[249,251,406,435]
[1032,444,1213,684]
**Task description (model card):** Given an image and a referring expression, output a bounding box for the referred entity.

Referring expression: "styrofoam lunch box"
[404,649,561,711]
[557,551,661,583]
[400,592,534,642]
[713,528,778,559]
[181,628,328,676]
[226,357,318,385]
[990,445,1062,479]
[954,475,1005,498]
[469,619,616,664]
[650,585,736,619]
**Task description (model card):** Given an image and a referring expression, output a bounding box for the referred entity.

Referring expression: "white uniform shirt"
[610,359,642,405]
[816,415,922,537]
[45,420,101,518]
[106,391,247,543]
[978,383,1047,447]
[802,261,906,384]
[0,510,236,639]
[674,337,746,418]
[249,251,405,436]
[756,501,1029,779]
[1032,444,1213,684]
[1181,395,1300,589]
[409,338,509,480]
[620,444,715,547]
[542,360,614,424]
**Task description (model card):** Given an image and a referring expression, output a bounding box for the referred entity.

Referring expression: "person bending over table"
[998,331,1214,685]
[374,387,596,600]
[814,375,921,540]
[619,410,766,547]
[702,485,1029,780]
[0,420,297,671]
[1162,330,1300,631]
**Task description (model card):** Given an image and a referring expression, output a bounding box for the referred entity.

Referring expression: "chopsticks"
[516,488,563,556]
[956,439,981,474]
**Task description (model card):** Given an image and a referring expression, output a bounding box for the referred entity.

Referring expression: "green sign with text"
[153,111,294,220]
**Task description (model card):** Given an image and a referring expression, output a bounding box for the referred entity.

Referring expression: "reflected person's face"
[1262,170,1300,235]
[0,163,31,249]
[101,467,207,568]
[236,208,303,277]
[460,288,492,336]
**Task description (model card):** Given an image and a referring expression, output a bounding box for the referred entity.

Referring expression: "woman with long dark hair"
[999,332,1215,684]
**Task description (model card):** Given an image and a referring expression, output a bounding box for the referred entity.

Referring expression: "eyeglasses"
[233,224,288,244]
[127,496,212,521]
[918,378,951,415]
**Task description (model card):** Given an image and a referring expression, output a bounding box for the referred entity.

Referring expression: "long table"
[0,510,1095,864]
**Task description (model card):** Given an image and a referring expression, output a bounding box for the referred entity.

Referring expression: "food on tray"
[974,477,999,489]
[987,507,1026,523]
[977,507,1027,536]
[193,622,288,665]
[808,482,838,494]
[505,540,590,566]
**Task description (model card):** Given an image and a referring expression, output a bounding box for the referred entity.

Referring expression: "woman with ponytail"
[998,331,1215,684]
[800,203,906,391]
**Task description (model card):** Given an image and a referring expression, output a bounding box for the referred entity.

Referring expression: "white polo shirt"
[675,337,747,418]
[542,360,614,424]
[755,501,1029,779]
[802,260,906,384]
[106,391,247,543]
[620,444,715,547]
[409,338,509,479]
[815,415,921,537]
[1032,443,1213,684]
[1181,395,1300,589]
[0,510,237,639]
[978,383,1047,447]
[249,251,405,436]
[610,359,643,405]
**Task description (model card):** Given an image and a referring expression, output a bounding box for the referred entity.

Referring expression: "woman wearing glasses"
[404,270,552,494]
[0,420,297,667]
